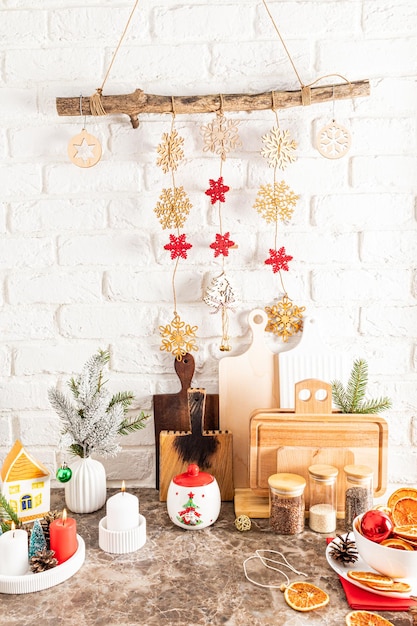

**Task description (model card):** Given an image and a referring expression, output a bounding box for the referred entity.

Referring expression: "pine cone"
[30,548,58,573]
[329,534,359,564]
[40,510,62,549]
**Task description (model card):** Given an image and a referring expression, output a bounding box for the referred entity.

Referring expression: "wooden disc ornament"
[68,128,102,168]
[316,120,351,159]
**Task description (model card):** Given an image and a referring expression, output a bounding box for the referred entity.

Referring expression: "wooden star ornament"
[265,247,293,273]
[205,177,230,204]
[209,232,235,258]
[164,233,192,260]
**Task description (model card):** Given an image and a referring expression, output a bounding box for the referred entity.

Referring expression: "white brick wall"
[0,0,416,493]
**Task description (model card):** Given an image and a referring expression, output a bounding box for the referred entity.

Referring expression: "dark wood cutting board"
[153,353,219,488]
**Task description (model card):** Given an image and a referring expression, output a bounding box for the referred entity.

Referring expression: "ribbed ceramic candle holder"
[98,515,146,554]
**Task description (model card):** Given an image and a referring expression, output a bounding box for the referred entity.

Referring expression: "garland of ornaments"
[62,0,355,351]
[254,98,305,342]
[154,100,198,361]
[201,97,241,352]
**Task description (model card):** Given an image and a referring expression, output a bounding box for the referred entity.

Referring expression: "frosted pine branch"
[48,349,149,458]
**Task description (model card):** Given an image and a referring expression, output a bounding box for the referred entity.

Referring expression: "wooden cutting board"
[278,317,350,410]
[247,379,388,517]
[219,309,279,490]
[159,388,233,501]
[153,353,219,488]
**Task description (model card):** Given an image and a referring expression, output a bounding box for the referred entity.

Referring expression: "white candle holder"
[98,514,146,554]
[0,535,85,595]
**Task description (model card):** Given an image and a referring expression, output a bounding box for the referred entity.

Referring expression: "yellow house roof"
[1,440,50,482]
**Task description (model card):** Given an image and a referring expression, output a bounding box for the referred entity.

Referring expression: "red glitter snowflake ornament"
[164,233,192,260]
[210,232,235,258]
[205,177,230,205]
[265,247,293,273]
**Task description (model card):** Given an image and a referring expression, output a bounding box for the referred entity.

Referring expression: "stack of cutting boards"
[218,310,388,518]
[245,379,388,518]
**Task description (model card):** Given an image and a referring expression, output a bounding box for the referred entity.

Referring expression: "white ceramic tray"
[0,535,85,594]
[326,533,417,599]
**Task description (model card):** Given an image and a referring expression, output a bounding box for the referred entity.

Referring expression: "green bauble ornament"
[56,462,72,483]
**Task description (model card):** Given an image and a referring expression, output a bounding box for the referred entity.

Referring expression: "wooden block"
[159,388,233,501]
[234,488,269,519]
[159,430,233,502]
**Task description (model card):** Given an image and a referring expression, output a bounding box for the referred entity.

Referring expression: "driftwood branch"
[56,80,370,129]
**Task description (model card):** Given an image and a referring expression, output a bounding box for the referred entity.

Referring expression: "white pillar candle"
[0,524,29,576]
[106,483,139,531]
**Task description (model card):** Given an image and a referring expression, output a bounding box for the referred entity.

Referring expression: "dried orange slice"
[362,580,412,593]
[372,505,394,522]
[380,537,414,550]
[386,581,412,593]
[393,524,417,540]
[281,581,329,612]
[391,497,417,526]
[387,487,417,510]
[347,571,393,586]
[346,610,394,625]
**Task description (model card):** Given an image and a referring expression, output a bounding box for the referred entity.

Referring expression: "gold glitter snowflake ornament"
[261,127,297,170]
[265,294,306,342]
[201,112,241,161]
[154,186,192,230]
[156,129,184,173]
[159,312,198,361]
[254,181,299,224]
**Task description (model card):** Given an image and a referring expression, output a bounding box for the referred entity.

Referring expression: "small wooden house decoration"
[1,440,50,523]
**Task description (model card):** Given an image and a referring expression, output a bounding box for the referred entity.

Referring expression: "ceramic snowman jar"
[167,464,221,529]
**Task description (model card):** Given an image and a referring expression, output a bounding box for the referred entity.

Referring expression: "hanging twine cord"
[262,0,353,106]
[90,0,141,116]
[243,550,308,589]
[262,0,304,87]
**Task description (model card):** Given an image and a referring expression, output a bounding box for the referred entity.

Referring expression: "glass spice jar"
[344,464,373,532]
[268,473,306,535]
[308,464,338,533]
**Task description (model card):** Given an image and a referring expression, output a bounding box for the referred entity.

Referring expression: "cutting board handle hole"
[297,388,328,403]
[252,313,265,325]
[315,388,328,401]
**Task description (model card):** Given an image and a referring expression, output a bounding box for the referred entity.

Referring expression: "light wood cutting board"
[249,379,388,515]
[219,308,279,489]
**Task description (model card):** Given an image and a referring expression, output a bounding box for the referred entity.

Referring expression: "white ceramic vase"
[64,456,107,514]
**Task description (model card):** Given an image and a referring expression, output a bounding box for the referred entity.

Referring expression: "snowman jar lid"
[172,463,215,487]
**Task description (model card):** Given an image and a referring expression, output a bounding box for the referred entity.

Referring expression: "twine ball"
[234,515,251,532]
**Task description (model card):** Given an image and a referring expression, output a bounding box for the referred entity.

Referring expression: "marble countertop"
[3,489,416,626]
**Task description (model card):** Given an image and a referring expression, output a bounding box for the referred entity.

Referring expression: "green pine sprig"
[118,411,148,436]
[0,493,21,533]
[331,358,392,414]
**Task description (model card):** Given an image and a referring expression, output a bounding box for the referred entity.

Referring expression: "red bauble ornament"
[360,509,393,543]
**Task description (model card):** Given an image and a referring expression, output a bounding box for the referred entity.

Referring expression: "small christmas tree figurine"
[29,519,47,558]
[48,349,149,458]
[176,491,203,527]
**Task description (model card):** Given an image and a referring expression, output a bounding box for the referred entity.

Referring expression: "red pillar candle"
[49,509,78,564]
